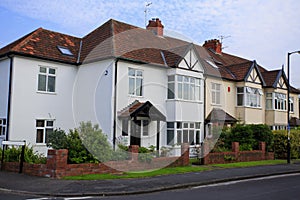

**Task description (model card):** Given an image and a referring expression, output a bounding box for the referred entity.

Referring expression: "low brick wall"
[1,143,190,179]
[202,142,274,165]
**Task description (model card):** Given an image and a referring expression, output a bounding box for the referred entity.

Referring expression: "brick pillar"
[46,149,68,178]
[259,142,266,160]
[129,145,139,162]
[180,143,189,166]
[232,142,239,161]
[201,142,211,165]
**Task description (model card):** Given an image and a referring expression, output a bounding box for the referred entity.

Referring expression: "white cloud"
[1,0,300,87]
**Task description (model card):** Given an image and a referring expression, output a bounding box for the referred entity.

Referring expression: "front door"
[130,120,141,146]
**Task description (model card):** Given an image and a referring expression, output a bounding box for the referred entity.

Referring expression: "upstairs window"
[168,75,201,101]
[128,68,143,96]
[57,46,74,56]
[274,93,286,111]
[237,87,262,108]
[289,97,294,112]
[36,119,54,144]
[38,66,56,93]
[211,83,221,105]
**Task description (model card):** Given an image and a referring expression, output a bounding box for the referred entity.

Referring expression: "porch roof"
[118,100,166,121]
[206,108,237,123]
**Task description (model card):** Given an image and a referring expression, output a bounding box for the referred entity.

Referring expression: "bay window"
[168,75,201,101]
[236,87,262,108]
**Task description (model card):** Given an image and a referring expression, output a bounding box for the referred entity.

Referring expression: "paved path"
[0,163,299,197]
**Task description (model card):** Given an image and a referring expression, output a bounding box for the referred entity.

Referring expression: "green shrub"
[273,130,300,159]
[0,146,46,164]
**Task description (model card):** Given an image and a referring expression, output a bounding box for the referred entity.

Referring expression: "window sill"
[211,103,222,107]
[37,91,57,95]
[236,106,262,109]
[128,95,144,98]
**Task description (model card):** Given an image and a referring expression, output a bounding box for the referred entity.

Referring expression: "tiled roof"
[1,18,299,93]
[261,70,281,87]
[0,28,81,64]
[118,100,166,121]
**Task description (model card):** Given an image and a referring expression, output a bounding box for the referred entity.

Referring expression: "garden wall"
[202,142,274,165]
[1,143,190,179]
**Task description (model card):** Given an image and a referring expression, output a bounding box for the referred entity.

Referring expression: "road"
[1,173,300,200]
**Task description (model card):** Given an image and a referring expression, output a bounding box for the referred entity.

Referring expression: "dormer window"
[57,46,73,56]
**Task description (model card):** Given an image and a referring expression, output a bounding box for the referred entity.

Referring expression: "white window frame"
[128,68,143,97]
[289,97,294,113]
[37,66,56,93]
[274,93,287,111]
[236,87,262,108]
[168,75,201,102]
[0,119,6,136]
[166,121,201,146]
[36,119,54,144]
[211,83,221,105]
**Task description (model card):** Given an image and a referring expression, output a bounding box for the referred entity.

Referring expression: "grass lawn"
[63,159,287,180]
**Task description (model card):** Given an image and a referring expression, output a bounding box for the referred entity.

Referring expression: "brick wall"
[202,142,274,165]
[1,143,190,179]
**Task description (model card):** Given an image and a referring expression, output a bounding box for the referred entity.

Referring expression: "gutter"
[6,55,13,141]
[112,58,119,150]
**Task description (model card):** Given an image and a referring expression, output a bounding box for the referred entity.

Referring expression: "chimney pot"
[203,39,222,54]
[146,18,164,36]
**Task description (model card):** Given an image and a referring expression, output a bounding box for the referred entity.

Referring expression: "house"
[202,39,300,133]
[0,18,212,155]
[0,18,299,156]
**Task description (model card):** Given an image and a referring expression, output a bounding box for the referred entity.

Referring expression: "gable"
[277,76,287,89]
[247,67,261,84]
[178,49,203,72]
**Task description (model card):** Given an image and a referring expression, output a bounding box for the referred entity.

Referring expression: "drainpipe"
[6,55,14,141]
[113,58,119,150]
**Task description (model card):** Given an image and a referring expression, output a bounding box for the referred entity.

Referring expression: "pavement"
[0,163,300,197]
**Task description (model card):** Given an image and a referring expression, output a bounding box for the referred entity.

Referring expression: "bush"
[0,146,46,164]
[273,130,300,159]
[213,124,273,152]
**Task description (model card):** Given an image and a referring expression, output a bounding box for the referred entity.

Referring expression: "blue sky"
[1,0,300,87]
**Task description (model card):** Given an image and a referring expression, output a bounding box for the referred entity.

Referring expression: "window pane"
[178,83,183,99]
[266,99,272,109]
[36,120,45,127]
[129,78,135,95]
[190,84,195,100]
[167,130,174,145]
[190,123,194,128]
[49,68,56,75]
[195,86,200,101]
[142,120,149,136]
[128,68,135,76]
[177,75,183,82]
[136,78,143,96]
[168,75,175,82]
[45,128,53,143]
[189,130,195,145]
[47,76,56,92]
[237,87,244,93]
[177,122,182,129]
[183,130,189,143]
[46,121,53,127]
[183,83,189,99]
[136,70,143,77]
[38,74,46,91]
[195,122,200,129]
[39,67,46,73]
[168,82,175,99]
[237,94,243,106]
[196,130,200,144]
[177,130,182,144]
[2,119,6,125]
[183,122,189,128]
[122,120,128,136]
[36,129,44,143]
[167,122,174,128]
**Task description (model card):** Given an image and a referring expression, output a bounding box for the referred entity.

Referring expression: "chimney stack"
[146,18,164,36]
[203,39,222,54]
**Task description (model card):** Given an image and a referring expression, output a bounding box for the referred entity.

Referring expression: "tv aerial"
[144,2,152,27]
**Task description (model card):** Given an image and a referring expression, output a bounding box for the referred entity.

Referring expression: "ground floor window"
[0,119,6,136]
[36,119,54,144]
[271,125,286,130]
[167,121,201,145]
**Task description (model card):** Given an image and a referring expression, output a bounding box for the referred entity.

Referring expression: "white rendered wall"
[0,58,10,119]
[9,56,78,155]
